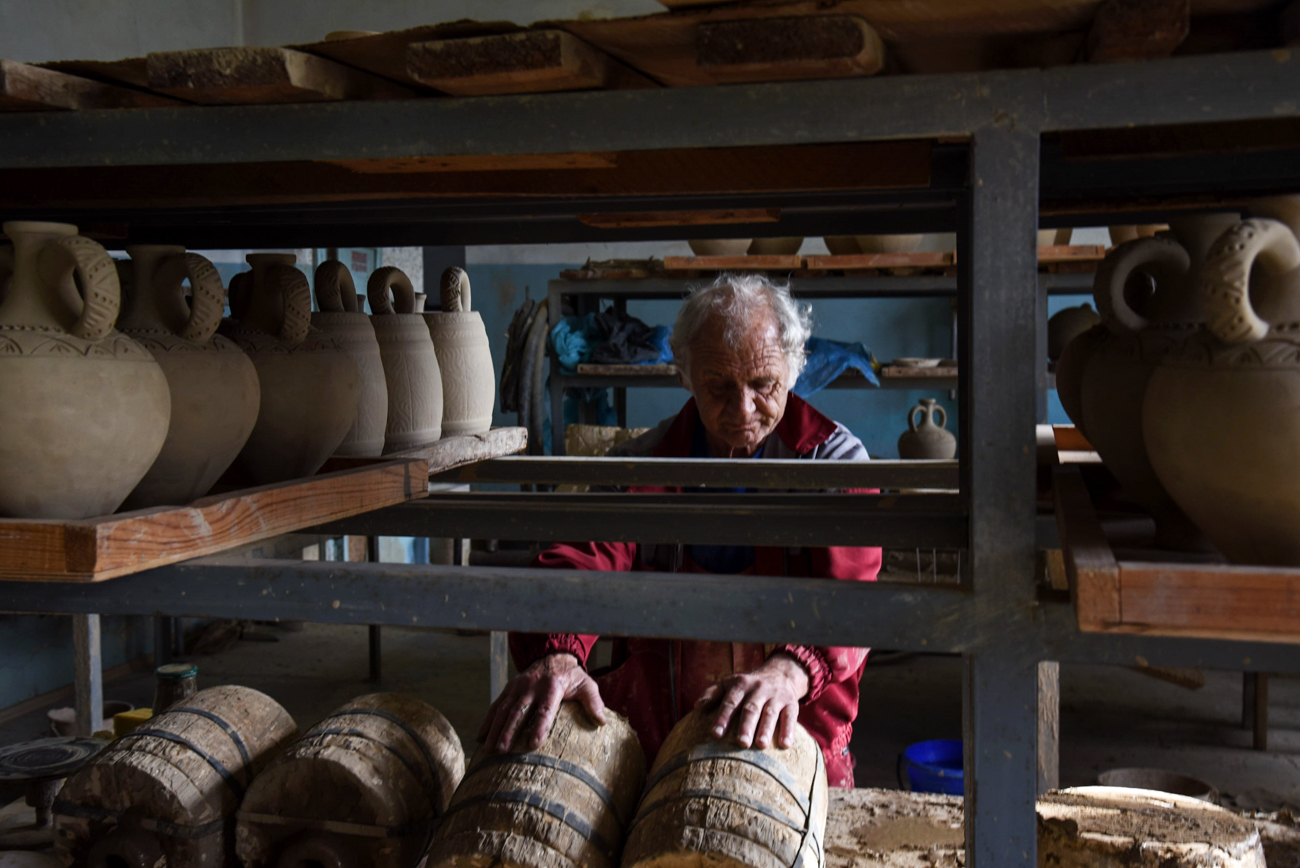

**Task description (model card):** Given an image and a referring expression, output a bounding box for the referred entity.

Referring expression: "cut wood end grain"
[1087,0,1191,63]
[696,15,885,82]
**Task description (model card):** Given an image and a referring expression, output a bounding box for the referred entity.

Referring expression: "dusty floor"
[2,625,1297,811]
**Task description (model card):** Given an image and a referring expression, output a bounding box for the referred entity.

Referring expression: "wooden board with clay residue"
[0,458,429,582]
[382,427,528,472]
[0,59,180,111]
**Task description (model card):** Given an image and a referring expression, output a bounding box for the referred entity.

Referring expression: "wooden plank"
[577,363,679,376]
[696,15,885,83]
[1053,466,1121,630]
[1087,0,1190,63]
[1052,425,1093,452]
[1037,660,1059,795]
[879,365,958,378]
[664,254,801,271]
[324,152,619,174]
[39,57,151,91]
[0,459,428,582]
[1118,561,1300,638]
[579,208,780,228]
[146,46,417,105]
[1037,244,1106,263]
[804,253,953,271]
[0,59,180,111]
[384,427,529,473]
[407,29,657,95]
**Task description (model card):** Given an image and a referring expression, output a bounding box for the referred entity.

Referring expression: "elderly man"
[480,273,881,788]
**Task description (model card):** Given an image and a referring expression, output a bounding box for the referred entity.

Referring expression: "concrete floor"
[2,623,1296,810]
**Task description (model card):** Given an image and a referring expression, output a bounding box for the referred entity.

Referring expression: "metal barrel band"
[319,707,444,789]
[628,785,806,864]
[236,809,432,840]
[52,799,229,840]
[465,751,625,828]
[438,788,618,862]
[307,727,442,810]
[116,728,246,799]
[642,743,810,815]
[165,706,252,769]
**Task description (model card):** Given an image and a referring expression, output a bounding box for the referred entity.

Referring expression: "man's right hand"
[476,652,607,753]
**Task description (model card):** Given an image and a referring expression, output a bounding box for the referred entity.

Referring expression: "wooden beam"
[146,46,417,104]
[1087,0,1190,63]
[579,207,780,228]
[1053,466,1121,630]
[323,152,620,174]
[1037,660,1060,795]
[696,15,885,83]
[407,30,656,95]
[0,59,180,111]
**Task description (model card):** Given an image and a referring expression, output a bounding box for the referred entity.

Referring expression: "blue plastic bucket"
[898,739,964,795]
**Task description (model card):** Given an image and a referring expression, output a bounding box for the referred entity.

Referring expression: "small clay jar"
[312,261,388,458]
[1047,303,1100,362]
[897,398,956,460]
[369,266,443,452]
[0,222,171,519]
[220,254,361,484]
[117,246,260,508]
[425,268,496,437]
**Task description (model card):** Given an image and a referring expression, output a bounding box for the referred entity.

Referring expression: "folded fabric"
[551,308,673,373]
[793,335,880,397]
[550,312,600,374]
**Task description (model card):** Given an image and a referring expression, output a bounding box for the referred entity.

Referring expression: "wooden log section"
[54,685,297,868]
[426,702,644,868]
[696,15,885,83]
[0,59,179,111]
[146,46,417,104]
[623,707,827,868]
[1087,0,1191,62]
[407,30,657,96]
[236,693,466,868]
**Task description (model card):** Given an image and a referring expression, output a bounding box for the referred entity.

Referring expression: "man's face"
[686,309,791,457]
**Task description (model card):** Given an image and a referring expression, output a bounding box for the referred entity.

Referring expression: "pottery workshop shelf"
[661,245,1104,276]
[565,363,951,390]
[1053,466,1300,644]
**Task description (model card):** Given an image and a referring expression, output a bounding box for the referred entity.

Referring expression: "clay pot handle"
[908,403,924,433]
[441,266,471,312]
[227,271,253,320]
[272,265,312,347]
[1202,218,1300,345]
[37,234,120,342]
[930,403,947,431]
[1093,236,1190,336]
[314,260,359,313]
[157,252,224,343]
[367,266,415,315]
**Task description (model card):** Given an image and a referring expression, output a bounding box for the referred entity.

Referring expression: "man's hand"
[696,652,810,750]
[477,653,606,753]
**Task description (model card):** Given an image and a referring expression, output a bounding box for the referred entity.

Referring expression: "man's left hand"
[696,651,810,750]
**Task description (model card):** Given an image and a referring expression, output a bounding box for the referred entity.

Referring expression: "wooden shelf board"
[664,254,802,271]
[382,427,529,472]
[576,363,679,376]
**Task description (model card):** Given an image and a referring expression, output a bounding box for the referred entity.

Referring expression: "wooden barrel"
[622,708,828,868]
[53,684,297,868]
[425,702,644,868]
[235,692,465,868]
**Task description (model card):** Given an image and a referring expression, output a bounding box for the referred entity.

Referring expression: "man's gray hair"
[670,272,812,387]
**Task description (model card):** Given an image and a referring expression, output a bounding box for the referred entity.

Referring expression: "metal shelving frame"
[2,49,1300,866]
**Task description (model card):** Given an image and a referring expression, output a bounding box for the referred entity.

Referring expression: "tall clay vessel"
[369,266,443,452]
[117,246,260,508]
[312,260,387,457]
[897,398,956,460]
[220,254,361,484]
[0,222,171,519]
[1145,197,1300,564]
[427,267,496,437]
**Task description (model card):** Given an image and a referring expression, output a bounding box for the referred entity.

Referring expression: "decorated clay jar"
[1144,197,1300,564]
[0,222,170,518]
[427,268,496,437]
[116,246,260,508]
[312,261,387,458]
[220,254,361,484]
[1047,303,1100,362]
[369,266,442,452]
[897,398,956,460]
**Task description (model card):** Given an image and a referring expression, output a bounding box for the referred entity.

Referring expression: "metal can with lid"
[152,662,198,714]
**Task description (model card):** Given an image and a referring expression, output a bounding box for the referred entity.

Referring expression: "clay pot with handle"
[369,266,443,452]
[312,260,387,458]
[425,268,496,437]
[1144,197,1300,564]
[0,221,171,518]
[117,246,260,508]
[897,398,956,459]
[220,253,361,484]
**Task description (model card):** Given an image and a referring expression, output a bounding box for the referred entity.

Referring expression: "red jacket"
[511,395,881,787]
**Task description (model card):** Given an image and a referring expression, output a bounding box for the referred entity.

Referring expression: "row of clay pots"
[0,222,494,521]
[1056,199,1300,566]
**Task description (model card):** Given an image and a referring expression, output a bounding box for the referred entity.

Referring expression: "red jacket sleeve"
[508,541,639,671]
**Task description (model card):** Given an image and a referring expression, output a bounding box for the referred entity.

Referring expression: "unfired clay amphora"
[897,398,956,460]
[427,268,496,437]
[312,260,387,458]
[117,246,260,509]
[0,222,170,518]
[220,254,361,484]
[1144,197,1300,564]
[369,266,443,452]
[1047,303,1100,362]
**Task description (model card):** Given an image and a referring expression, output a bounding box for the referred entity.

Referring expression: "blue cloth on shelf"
[793,335,880,397]
[551,313,600,374]
[550,310,673,374]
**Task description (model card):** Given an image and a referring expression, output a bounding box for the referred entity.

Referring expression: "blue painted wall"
[0,615,151,710]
